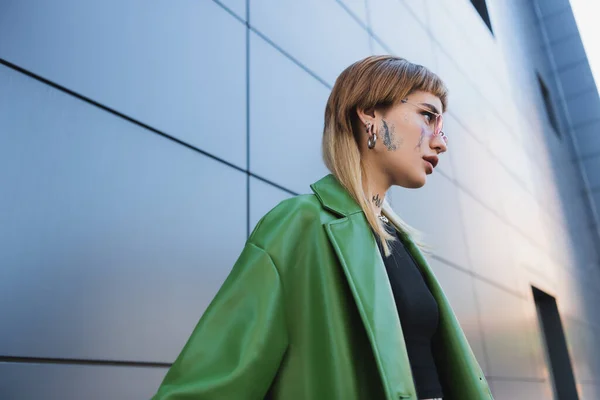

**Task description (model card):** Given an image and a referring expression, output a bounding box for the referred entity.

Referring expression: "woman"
[153,56,494,400]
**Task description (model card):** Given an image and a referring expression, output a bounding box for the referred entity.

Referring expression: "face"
[358,90,447,189]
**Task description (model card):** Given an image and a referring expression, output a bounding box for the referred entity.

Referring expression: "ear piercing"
[366,122,377,149]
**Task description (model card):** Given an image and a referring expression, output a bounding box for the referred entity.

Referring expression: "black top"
[373,222,444,399]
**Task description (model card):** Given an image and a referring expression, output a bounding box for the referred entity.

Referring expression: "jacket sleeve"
[152,241,289,399]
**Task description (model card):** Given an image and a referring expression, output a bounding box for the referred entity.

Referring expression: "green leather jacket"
[153,174,494,399]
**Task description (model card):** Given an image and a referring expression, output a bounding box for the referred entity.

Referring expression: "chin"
[404,175,427,189]
[393,171,427,189]
[416,172,430,187]
[412,180,427,189]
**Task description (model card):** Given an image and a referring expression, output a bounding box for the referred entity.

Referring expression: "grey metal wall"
[0,0,598,399]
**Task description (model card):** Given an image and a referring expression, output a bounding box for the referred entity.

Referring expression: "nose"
[430,133,447,154]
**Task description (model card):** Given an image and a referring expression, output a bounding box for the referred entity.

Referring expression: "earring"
[366,122,377,149]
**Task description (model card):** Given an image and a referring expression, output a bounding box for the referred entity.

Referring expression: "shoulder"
[248,193,332,250]
[260,193,323,222]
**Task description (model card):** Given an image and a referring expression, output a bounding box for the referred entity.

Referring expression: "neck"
[362,163,391,216]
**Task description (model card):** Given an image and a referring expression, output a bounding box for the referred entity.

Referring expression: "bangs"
[408,64,449,112]
[367,58,449,113]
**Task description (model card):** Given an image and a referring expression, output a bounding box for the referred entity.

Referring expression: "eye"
[421,111,434,124]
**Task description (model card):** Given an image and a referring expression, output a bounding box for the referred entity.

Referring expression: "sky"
[569,0,600,87]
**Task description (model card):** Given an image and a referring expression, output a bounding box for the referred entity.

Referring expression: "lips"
[422,155,439,169]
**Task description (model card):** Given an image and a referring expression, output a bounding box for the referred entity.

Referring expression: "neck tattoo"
[372,193,383,208]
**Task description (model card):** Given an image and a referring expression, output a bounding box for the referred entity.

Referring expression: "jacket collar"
[309,173,404,228]
[309,174,362,217]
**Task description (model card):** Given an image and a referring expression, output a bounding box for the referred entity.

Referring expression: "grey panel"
[571,224,600,267]
[218,0,246,21]
[564,90,600,127]
[582,154,600,190]
[550,37,588,70]
[450,130,507,220]
[459,199,516,288]
[573,120,600,158]
[0,0,247,168]
[563,317,597,382]
[249,177,293,234]
[388,174,471,271]
[553,266,588,320]
[372,39,390,56]
[560,187,595,234]
[430,0,500,109]
[578,383,599,400]
[369,0,435,68]
[431,48,488,146]
[338,0,368,26]
[592,190,600,222]
[558,62,597,99]
[249,32,330,194]
[508,232,555,287]
[402,0,428,26]
[251,0,371,85]
[584,324,600,387]
[0,64,248,362]
[543,8,579,44]
[427,259,489,374]
[483,107,531,183]
[553,157,589,204]
[474,281,538,379]
[0,362,167,400]
[488,379,553,400]
[537,0,572,18]
[504,179,543,242]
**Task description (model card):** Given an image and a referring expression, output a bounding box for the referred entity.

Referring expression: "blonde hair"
[322,55,448,257]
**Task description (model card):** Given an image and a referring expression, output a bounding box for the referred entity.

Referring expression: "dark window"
[537,73,561,138]
[470,0,493,33]
[532,287,579,400]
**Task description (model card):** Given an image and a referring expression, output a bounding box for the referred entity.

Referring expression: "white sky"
[569,0,600,88]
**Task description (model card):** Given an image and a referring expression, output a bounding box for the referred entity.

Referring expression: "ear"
[356,106,376,126]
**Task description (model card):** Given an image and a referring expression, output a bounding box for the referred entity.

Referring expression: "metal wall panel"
[0,64,247,363]
[0,0,247,167]
[0,362,167,400]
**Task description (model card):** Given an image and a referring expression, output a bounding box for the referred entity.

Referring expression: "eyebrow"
[419,103,441,115]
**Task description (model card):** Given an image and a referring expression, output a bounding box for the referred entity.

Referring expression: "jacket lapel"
[310,175,416,400]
